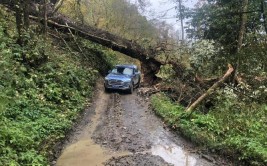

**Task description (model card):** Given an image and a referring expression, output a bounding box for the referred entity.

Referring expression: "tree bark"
[43,0,48,35]
[235,0,248,80]
[178,0,184,42]
[23,0,30,30]
[15,0,23,45]
[185,64,234,113]
[237,0,248,53]
[261,0,267,33]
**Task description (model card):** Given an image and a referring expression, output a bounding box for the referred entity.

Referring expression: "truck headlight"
[123,80,131,86]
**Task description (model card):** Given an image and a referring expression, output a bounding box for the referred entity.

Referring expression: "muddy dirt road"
[56,82,226,166]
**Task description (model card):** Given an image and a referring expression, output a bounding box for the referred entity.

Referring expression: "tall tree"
[43,0,48,35]
[178,0,184,42]
[23,0,30,30]
[261,0,267,33]
[184,0,267,77]
[233,0,249,80]
[187,0,264,52]
[237,0,249,53]
[15,0,23,45]
[14,0,31,45]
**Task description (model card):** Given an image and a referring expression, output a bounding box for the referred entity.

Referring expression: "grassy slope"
[0,8,118,165]
[151,93,267,166]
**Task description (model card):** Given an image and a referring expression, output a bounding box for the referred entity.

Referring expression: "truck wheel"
[136,78,141,88]
[105,87,110,93]
[128,83,134,94]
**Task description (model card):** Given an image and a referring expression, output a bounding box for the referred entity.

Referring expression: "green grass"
[151,93,267,166]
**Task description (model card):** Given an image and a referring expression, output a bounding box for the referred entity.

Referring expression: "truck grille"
[108,79,123,85]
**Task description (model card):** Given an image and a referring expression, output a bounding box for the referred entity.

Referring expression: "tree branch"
[185,64,234,113]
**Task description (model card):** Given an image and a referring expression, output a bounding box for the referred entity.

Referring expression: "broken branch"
[185,64,234,113]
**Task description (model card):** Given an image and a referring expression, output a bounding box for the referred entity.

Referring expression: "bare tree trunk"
[261,0,267,33]
[43,0,48,36]
[235,0,248,79]
[23,0,30,30]
[185,64,234,113]
[237,0,248,53]
[15,0,23,45]
[178,0,184,42]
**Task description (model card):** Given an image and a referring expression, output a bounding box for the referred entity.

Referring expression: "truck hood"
[105,73,132,82]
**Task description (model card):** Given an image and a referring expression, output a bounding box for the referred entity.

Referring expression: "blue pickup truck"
[104,64,141,94]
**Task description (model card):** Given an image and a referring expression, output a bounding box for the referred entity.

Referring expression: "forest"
[0,0,266,165]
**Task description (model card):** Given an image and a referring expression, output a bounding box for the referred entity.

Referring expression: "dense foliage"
[186,0,267,74]
[0,8,117,165]
[151,93,267,165]
[153,1,267,165]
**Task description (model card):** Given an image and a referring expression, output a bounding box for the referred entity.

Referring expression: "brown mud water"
[56,85,130,166]
[56,81,228,166]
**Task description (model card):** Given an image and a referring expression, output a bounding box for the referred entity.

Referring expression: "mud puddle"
[56,139,109,166]
[56,84,130,166]
[152,143,196,166]
[150,125,197,166]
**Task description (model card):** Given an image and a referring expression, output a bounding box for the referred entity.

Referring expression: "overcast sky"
[146,0,197,29]
[130,0,197,37]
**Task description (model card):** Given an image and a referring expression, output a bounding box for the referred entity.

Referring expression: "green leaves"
[190,39,223,76]
[151,93,184,122]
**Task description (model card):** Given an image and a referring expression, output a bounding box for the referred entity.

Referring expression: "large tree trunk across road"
[1,0,164,84]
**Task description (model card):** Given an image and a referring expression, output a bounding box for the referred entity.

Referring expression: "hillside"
[0,7,118,165]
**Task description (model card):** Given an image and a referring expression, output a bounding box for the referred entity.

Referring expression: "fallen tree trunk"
[44,18,163,83]
[1,1,199,85]
[1,1,163,83]
[185,64,234,113]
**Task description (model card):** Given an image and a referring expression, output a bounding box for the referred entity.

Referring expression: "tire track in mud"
[92,93,152,153]
[92,92,172,166]
[56,81,228,166]
[92,92,219,166]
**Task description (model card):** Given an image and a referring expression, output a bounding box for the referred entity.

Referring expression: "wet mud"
[56,81,228,166]
[105,153,172,166]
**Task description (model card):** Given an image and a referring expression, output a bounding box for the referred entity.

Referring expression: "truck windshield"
[111,67,133,75]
